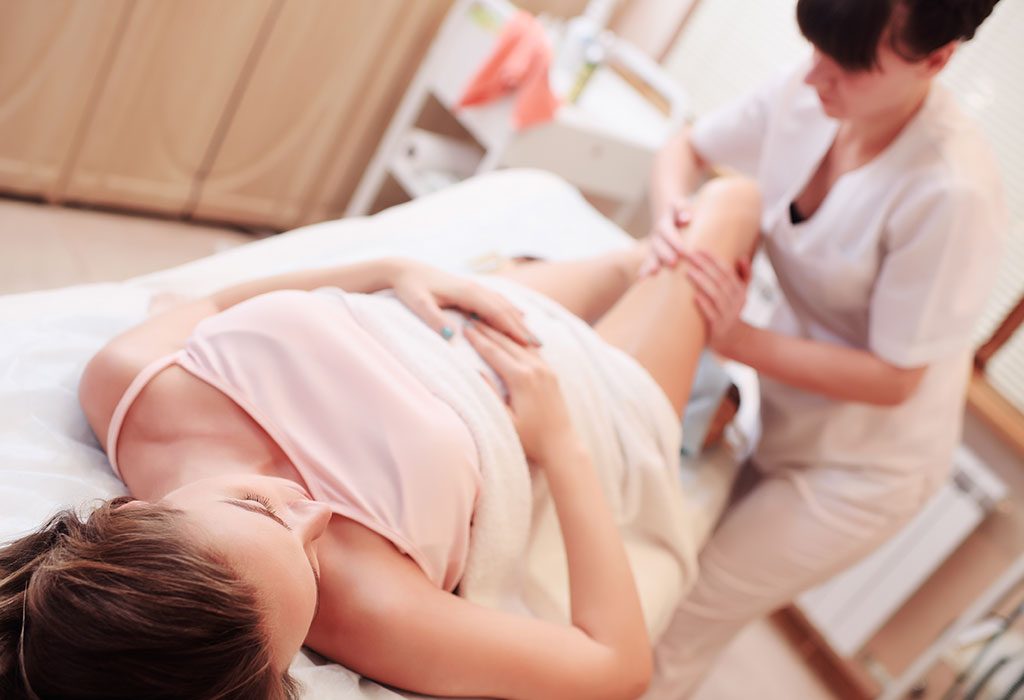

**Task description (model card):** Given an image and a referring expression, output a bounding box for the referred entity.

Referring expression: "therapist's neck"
[842,82,931,153]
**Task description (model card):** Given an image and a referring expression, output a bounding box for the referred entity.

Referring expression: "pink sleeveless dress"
[105,289,482,592]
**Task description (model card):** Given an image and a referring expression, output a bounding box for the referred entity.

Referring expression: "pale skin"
[645,36,960,407]
[78,176,759,700]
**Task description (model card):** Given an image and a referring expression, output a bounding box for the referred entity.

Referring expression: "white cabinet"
[346,0,689,225]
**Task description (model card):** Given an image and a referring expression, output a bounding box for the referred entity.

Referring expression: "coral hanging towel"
[456,10,560,130]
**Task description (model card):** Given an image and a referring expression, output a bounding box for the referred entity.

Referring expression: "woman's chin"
[817,96,844,119]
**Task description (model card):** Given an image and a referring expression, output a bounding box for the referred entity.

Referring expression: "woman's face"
[802,38,950,121]
[159,474,333,670]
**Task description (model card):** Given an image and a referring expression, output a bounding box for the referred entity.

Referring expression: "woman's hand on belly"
[389,259,540,347]
[463,320,575,463]
[462,318,653,698]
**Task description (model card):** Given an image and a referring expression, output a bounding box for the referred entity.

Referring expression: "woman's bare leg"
[595,177,761,417]
[491,248,646,324]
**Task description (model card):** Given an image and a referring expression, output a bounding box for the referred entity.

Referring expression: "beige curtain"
[0,0,687,230]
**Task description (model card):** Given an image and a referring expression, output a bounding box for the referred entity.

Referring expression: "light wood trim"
[966,370,1024,457]
[975,295,1024,371]
[771,608,877,700]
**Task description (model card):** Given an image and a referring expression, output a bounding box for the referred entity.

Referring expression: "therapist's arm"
[680,249,926,406]
[719,323,926,406]
[649,127,711,221]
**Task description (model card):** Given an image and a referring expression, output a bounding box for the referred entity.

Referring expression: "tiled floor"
[0,197,838,700]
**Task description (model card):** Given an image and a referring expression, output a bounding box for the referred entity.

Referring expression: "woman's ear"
[923,41,957,76]
[114,499,149,512]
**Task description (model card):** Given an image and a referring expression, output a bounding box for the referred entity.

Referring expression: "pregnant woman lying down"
[0,176,760,700]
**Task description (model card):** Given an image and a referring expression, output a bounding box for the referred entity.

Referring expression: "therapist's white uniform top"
[691,60,1006,484]
[648,60,1006,700]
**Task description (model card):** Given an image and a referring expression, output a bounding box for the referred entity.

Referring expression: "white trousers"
[644,461,942,699]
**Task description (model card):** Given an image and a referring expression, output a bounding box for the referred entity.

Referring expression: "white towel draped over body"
[322,274,700,639]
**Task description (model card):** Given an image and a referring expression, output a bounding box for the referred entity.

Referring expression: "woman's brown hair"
[0,497,301,699]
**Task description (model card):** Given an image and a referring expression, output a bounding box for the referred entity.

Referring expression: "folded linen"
[456,10,560,129]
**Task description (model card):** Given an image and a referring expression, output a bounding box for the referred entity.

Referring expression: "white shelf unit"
[346,0,690,225]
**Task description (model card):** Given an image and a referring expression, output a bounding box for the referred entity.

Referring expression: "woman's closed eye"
[227,494,292,531]
[243,492,278,516]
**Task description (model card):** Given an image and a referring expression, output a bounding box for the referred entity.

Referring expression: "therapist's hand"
[638,198,693,277]
[683,250,752,353]
[389,259,539,346]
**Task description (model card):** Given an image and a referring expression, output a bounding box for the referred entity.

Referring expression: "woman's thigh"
[595,177,761,417]
[489,249,644,325]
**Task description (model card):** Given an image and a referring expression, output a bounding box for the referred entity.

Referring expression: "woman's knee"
[685,176,762,257]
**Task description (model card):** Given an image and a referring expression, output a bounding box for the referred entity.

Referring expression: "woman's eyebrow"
[222,498,292,530]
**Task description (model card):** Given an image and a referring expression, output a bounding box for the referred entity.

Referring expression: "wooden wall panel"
[0,0,645,228]
[60,0,277,216]
[0,0,128,199]
[192,0,453,230]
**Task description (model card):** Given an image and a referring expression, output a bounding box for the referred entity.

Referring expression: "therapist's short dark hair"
[796,0,1002,72]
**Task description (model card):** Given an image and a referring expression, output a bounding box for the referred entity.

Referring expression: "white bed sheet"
[0,168,753,698]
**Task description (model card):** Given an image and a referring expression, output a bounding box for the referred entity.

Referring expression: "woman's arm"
[532,428,651,672]
[305,320,652,699]
[79,258,534,446]
[721,322,926,406]
[468,321,651,695]
[79,258,405,447]
[208,258,404,311]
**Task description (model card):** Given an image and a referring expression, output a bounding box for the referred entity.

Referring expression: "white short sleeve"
[869,178,1004,368]
[690,67,793,178]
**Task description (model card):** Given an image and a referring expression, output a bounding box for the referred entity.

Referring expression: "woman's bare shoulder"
[79,297,221,447]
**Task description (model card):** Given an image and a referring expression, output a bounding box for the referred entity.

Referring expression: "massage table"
[0,168,758,699]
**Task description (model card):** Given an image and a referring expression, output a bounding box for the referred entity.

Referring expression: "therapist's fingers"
[653,233,680,267]
[691,290,720,332]
[690,251,734,288]
[660,218,689,256]
[672,198,695,231]
[685,251,745,301]
[736,256,753,283]
[685,258,728,303]
[700,250,749,291]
